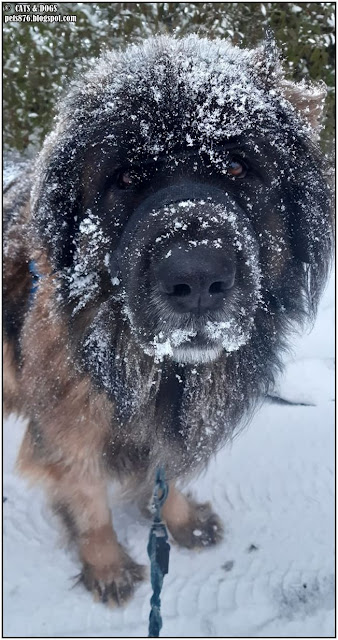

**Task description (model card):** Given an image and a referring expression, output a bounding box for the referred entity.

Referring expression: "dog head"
[32,36,333,369]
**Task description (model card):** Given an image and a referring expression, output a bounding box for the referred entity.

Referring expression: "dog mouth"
[143,329,220,364]
[118,276,258,363]
[141,308,255,363]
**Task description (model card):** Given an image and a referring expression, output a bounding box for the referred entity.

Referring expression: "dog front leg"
[162,484,224,549]
[18,432,145,606]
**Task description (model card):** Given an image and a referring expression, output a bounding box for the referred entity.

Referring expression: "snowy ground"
[3,273,335,638]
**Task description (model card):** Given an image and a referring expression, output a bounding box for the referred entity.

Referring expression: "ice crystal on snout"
[151,335,174,362]
[205,318,254,353]
[147,328,199,364]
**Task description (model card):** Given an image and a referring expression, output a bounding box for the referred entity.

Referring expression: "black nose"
[155,245,236,314]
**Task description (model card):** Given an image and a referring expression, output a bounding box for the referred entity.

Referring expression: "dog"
[4,35,333,605]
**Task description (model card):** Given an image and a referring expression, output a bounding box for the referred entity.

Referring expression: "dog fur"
[4,35,333,605]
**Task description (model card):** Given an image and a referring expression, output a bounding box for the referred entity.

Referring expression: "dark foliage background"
[3,2,335,154]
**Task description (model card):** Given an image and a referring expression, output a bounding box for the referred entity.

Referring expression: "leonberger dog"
[4,35,333,605]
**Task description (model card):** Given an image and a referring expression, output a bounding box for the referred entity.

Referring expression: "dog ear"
[252,31,326,133]
[34,139,83,271]
[279,78,327,132]
[251,31,283,88]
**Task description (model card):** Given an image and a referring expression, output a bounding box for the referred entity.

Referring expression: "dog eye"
[227,158,246,178]
[116,170,134,189]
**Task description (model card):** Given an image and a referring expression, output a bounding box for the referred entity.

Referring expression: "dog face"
[32,35,332,377]
[96,150,263,364]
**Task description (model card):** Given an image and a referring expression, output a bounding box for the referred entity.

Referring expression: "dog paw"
[169,499,224,549]
[78,549,145,606]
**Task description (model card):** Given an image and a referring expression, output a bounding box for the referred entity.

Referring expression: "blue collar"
[28,260,43,305]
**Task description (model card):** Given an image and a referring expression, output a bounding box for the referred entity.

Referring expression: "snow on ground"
[3,273,334,638]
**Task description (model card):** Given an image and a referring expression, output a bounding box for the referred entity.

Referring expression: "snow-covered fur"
[3,35,333,606]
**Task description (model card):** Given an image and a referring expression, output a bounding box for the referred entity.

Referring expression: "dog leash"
[147,467,170,638]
